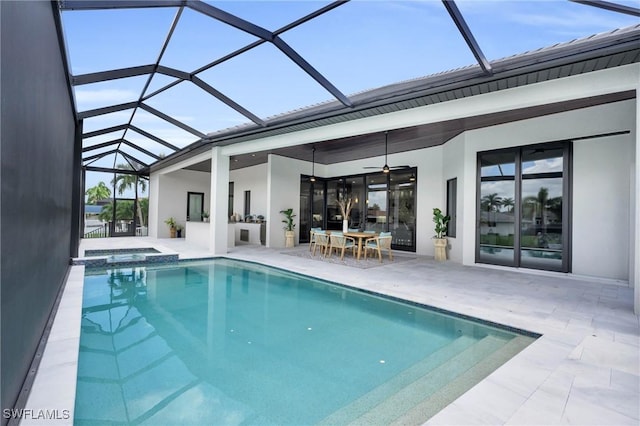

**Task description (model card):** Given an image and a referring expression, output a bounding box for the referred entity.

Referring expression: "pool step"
[320,333,522,426]
[348,334,511,425]
[391,334,534,425]
[317,334,479,425]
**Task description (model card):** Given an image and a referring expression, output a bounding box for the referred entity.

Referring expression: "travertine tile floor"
[22,237,639,425]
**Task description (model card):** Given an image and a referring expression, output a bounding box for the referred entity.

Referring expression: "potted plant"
[280,208,296,248]
[165,217,177,238]
[202,211,209,222]
[432,208,450,261]
[176,225,183,238]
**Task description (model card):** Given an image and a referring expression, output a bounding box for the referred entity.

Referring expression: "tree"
[98,200,134,222]
[85,182,111,204]
[501,197,515,213]
[481,193,503,228]
[481,193,503,212]
[111,164,148,227]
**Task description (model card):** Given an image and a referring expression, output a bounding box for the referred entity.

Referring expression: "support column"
[210,146,230,254]
[70,119,83,257]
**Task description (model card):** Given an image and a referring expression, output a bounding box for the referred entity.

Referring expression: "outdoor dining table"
[344,231,378,260]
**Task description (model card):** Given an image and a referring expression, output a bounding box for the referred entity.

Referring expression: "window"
[228,182,234,218]
[244,190,251,219]
[446,178,457,237]
[187,192,204,222]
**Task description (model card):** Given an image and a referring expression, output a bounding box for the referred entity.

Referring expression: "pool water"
[75,258,536,425]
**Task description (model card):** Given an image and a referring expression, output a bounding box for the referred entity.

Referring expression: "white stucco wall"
[266,155,310,248]
[458,99,635,281]
[230,163,268,220]
[573,135,631,280]
[150,169,210,238]
[442,133,466,262]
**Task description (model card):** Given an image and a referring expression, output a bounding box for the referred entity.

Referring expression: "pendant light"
[310,147,316,182]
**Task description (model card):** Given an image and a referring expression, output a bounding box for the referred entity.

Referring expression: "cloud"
[508,10,629,31]
[522,158,563,174]
[75,89,138,106]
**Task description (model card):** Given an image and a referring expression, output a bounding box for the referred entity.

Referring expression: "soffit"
[181,89,634,173]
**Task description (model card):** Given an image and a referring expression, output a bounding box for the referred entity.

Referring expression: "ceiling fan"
[363,131,411,174]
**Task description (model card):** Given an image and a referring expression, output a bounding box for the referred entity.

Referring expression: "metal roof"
[55,1,640,175]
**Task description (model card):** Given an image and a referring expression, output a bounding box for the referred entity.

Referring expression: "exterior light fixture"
[409,173,416,182]
[310,147,316,182]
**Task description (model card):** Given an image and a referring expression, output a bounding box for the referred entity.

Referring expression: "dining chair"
[364,231,393,262]
[309,227,322,251]
[312,231,330,257]
[328,233,356,260]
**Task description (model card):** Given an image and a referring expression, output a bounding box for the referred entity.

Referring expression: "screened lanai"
[2,1,640,423]
[62,1,640,239]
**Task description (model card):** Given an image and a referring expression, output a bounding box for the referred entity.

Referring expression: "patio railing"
[84,223,110,239]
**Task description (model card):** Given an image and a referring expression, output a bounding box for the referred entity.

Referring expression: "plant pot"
[342,219,349,233]
[170,227,177,238]
[433,238,447,261]
[284,230,295,248]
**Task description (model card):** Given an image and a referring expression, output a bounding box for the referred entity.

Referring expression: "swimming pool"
[75,258,537,425]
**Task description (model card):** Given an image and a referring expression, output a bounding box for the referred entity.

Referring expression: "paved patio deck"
[23,237,639,425]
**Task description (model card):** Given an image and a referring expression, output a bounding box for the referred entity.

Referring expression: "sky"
[63,0,640,193]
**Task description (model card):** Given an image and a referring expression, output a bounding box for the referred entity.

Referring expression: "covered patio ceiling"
[58,1,640,175]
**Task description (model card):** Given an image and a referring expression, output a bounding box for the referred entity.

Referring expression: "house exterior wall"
[442,133,466,263]
[230,163,268,220]
[458,100,635,281]
[267,155,309,247]
[574,135,631,280]
[151,63,639,310]
[150,169,210,238]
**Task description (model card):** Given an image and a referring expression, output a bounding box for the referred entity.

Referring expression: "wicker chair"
[309,227,322,251]
[363,231,393,262]
[312,231,330,257]
[328,233,357,260]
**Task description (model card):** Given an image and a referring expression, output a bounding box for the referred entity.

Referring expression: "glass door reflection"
[366,174,388,233]
[344,177,365,230]
[478,152,516,266]
[389,170,416,250]
[520,148,564,270]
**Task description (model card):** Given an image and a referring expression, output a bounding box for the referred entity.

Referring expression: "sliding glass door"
[477,143,570,272]
[299,169,417,251]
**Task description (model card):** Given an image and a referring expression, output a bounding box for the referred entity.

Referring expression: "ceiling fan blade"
[363,166,381,169]
[389,165,412,169]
